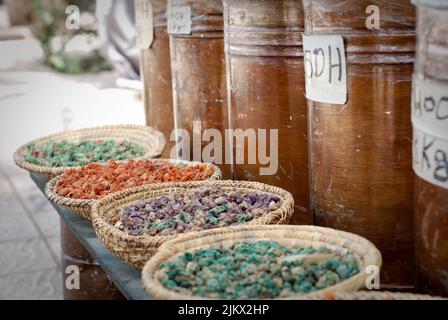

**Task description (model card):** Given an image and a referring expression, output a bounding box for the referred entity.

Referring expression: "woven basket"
[303,291,446,300]
[141,225,382,300]
[13,124,166,178]
[91,180,295,269]
[45,159,222,220]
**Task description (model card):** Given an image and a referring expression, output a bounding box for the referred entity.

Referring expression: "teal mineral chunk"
[237,214,252,223]
[208,203,229,217]
[183,252,193,262]
[178,212,190,223]
[157,241,360,299]
[154,220,172,232]
[206,216,218,225]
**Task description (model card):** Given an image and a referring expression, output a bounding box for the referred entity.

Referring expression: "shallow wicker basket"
[13,124,166,178]
[141,225,382,300]
[91,180,295,269]
[45,159,222,220]
[302,291,445,300]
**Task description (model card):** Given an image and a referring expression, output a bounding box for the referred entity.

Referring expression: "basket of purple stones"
[91,180,295,268]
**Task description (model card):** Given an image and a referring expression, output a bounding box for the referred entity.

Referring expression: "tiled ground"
[0,159,62,299]
[0,21,145,299]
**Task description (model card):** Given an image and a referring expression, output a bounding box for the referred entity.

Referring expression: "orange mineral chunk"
[55,160,214,200]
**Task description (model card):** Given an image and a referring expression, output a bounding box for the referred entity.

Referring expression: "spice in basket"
[112,187,282,236]
[156,241,360,299]
[23,139,145,167]
[56,160,215,200]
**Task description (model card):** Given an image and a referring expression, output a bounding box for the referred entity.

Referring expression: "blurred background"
[0,0,141,299]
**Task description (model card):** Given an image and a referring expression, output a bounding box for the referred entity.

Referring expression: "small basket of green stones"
[13,124,166,178]
[141,225,382,300]
[91,180,295,269]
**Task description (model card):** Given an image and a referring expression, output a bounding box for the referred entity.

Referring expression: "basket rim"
[302,290,446,300]
[45,158,223,220]
[141,224,383,300]
[13,124,166,177]
[91,179,295,244]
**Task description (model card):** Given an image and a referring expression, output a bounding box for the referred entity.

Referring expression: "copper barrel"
[169,0,231,178]
[140,0,174,159]
[224,0,310,224]
[303,0,416,289]
[412,0,448,297]
[60,222,124,299]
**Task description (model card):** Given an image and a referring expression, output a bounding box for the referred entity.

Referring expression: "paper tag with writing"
[412,76,448,140]
[413,125,448,190]
[135,0,154,49]
[167,0,191,35]
[302,35,347,104]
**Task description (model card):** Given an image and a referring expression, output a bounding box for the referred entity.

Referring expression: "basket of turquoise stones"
[91,180,295,269]
[13,124,166,178]
[302,291,445,300]
[45,159,222,220]
[141,225,382,300]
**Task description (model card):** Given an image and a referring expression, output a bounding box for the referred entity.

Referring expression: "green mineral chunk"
[23,139,145,167]
[157,241,360,299]
[206,216,219,225]
[178,212,191,223]
[208,203,229,217]
[154,220,172,232]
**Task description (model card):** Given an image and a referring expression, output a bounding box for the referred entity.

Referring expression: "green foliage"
[29,0,110,74]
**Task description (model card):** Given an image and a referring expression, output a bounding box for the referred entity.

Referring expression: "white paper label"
[412,77,448,140]
[167,0,191,35]
[302,35,347,104]
[135,0,154,49]
[413,125,448,190]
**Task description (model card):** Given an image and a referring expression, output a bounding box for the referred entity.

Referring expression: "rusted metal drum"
[169,0,231,178]
[224,0,310,224]
[303,0,416,289]
[60,222,124,299]
[412,0,448,297]
[140,0,174,159]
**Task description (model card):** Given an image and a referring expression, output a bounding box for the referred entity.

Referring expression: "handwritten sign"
[413,125,448,190]
[167,0,191,35]
[412,76,448,139]
[302,35,347,104]
[135,0,154,49]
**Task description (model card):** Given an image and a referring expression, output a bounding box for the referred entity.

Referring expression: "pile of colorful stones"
[156,241,359,299]
[23,139,145,167]
[56,160,215,200]
[111,187,282,236]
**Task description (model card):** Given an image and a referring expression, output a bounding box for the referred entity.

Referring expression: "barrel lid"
[302,0,415,29]
[412,0,448,8]
[151,0,168,14]
[224,0,304,28]
[170,0,223,15]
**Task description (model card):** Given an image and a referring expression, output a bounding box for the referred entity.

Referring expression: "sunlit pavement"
[0,160,62,299]
[0,28,145,299]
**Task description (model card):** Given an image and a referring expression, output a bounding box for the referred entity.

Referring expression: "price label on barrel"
[302,35,347,104]
[413,125,448,190]
[134,0,154,49]
[412,76,448,140]
[167,0,191,35]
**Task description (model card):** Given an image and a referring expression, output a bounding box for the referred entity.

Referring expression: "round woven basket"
[141,224,382,300]
[91,180,295,269]
[45,159,222,220]
[304,291,446,300]
[13,124,166,178]
[303,291,446,300]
